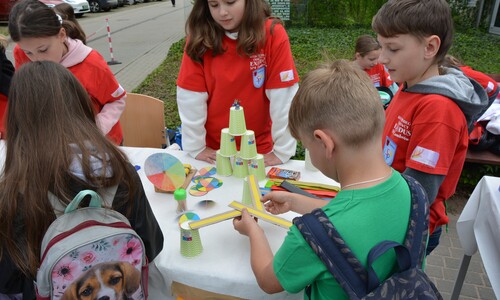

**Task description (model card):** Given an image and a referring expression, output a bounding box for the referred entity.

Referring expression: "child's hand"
[261,191,293,215]
[195,147,217,164]
[233,209,261,237]
[264,152,283,166]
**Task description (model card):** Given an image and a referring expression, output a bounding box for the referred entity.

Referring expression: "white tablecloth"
[121,146,337,299]
[456,176,500,298]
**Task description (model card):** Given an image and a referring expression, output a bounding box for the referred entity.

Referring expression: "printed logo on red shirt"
[249,54,266,71]
[370,74,381,87]
[392,115,412,141]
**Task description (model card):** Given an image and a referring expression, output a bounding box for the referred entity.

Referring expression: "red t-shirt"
[460,66,498,98]
[14,46,124,145]
[365,64,393,88]
[176,19,299,153]
[383,89,469,233]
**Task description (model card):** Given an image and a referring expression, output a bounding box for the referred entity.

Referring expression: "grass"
[134,26,500,135]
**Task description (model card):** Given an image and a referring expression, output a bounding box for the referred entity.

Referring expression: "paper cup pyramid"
[215,100,265,180]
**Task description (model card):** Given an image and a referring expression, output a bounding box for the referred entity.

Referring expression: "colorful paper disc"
[178,212,200,227]
[189,186,208,197]
[198,166,217,177]
[144,153,186,192]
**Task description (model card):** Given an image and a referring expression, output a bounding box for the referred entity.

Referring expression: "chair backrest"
[120,93,167,148]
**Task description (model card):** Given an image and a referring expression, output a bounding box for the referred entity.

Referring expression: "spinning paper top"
[179,212,200,229]
[144,153,186,192]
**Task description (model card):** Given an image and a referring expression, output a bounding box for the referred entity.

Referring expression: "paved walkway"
[426,213,496,299]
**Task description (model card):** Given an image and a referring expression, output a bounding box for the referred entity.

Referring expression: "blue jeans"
[426,226,442,256]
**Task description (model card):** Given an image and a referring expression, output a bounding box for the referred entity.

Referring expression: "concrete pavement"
[426,213,496,299]
[83,0,189,92]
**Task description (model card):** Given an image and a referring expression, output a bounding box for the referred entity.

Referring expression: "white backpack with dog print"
[35,190,148,300]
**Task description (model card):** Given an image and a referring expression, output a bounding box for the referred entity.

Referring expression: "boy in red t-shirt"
[372,0,488,254]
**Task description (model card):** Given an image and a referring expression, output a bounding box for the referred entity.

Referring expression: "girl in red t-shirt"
[353,35,395,90]
[8,0,125,145]
[177,0,299,166]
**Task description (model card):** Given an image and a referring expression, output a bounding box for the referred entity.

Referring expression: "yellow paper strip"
[248,174,264,211]
[189,210,242,230]
[229,201,292,229]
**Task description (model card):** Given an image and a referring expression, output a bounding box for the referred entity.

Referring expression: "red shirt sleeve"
[177,50,207,92]
[263,22,299,89]
[405,95,468,175]
[460,66,498,98]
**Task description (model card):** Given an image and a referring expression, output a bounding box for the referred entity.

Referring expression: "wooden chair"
[120,93,168,148]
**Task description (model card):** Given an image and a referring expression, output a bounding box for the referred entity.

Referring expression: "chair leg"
[451,255,472,300]
[165,127,171,147]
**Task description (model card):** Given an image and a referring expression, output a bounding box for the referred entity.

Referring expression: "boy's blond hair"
[289,59,384,147]
[372,0,453,64]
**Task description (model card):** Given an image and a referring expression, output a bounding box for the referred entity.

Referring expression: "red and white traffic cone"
[106,18,121,65]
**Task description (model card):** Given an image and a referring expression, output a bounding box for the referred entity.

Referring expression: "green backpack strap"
[64,190,102,213]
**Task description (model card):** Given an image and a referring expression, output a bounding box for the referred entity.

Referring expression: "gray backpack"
[294,175,443,299]
[35,190,148,300]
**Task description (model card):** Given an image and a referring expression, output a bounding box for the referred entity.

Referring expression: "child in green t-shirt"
[233,60,413,299]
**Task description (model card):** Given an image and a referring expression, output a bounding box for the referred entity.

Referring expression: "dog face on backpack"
[61,261,141,300]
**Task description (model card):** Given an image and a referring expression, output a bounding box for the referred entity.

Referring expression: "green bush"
[448,0,499,31]
[460,163,500,189]
[288,0,386,27]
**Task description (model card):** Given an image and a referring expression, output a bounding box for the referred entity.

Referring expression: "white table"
[453,176,500,299]
[121,146,337,299]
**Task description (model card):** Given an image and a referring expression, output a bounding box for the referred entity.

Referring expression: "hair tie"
[56,14,63,25]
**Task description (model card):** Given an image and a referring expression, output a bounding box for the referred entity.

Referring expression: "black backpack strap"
[293,209,367,299]
[400,174,430,267]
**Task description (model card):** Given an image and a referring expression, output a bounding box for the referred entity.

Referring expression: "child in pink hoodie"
[9,0,125,145]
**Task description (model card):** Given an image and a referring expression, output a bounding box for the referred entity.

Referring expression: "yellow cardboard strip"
[248,174,264,211]
[188,210,242,230]
[229,201,292,229]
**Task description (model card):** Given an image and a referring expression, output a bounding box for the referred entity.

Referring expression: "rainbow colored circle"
[144,153,186,192]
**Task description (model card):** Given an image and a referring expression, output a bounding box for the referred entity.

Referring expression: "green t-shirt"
[273,170,411,300]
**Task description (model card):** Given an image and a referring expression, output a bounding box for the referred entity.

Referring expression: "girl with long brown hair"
[0,61,163,299]
[177,0,299,166]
